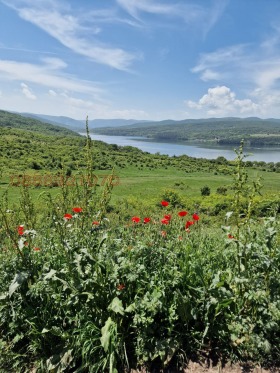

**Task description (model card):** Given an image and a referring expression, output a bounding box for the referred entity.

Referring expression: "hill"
[20,113,148,131]
[94,117,280,146]
[0,110,81,137]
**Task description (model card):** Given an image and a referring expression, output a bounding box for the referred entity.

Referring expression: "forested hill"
[0,110,81,137]
[94,117,280,146]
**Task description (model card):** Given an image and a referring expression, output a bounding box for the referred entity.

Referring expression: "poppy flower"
[72,207,83,213]
[164,214,172,220]
[178,211,188,217]
[143,217,151,224]
[161,218,169,225]
[92,221,100,225]
[17,225,24,235]
[192,213,200,221]
[161,230,167,237]
[161,201,169,207]
[228,234,235,239]
[185,220,194,229]
[64,213,73,220]
[117,284,125,291]
[131,216,140,223]
[34,247,40,251]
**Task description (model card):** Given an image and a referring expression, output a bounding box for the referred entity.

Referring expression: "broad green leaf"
[9,272,29,297]
[108,297,124,315]
[101,317,116,352]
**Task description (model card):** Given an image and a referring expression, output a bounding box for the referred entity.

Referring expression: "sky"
[1,0,280,120]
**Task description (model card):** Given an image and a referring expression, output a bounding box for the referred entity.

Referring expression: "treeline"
[94,117,280,146]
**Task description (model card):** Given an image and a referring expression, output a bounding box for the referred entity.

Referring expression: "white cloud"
[191,44,247,76]
[186,86,259,116]
[0,59,102,94]
[21,82,37,100]
[254,60,280,89]
[3,0,137,71]
[48,89,57,97]
[200,69,221,81]
[116,0,228,36]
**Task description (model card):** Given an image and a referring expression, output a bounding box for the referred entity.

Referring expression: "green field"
[0,112,280,372]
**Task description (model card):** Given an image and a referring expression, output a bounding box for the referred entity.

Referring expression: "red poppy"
[192,213,200,221]
[185,220,194,229]
[34,247,40,251]
[64,213,73,220]
[178,211,188,217]
[131,216,140,223]
[164,214,172,220]
[161,201,169,207]
[17,225,24,235]
[228,234,235,239]
[143,217,151,224]
[92,221,99,225]
[72,207,83,213]
[117,284,125,291]
[161,218,170,225]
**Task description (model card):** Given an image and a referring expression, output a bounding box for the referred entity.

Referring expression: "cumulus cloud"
[186,86,259,116]
[21,82,37,100]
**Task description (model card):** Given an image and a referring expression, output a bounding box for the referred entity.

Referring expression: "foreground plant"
[0,142,279,372]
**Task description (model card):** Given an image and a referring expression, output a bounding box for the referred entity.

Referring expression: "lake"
[80,133,280,163]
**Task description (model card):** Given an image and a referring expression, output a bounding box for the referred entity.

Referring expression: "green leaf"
[108,297,124,315]
[0,292,8,300]
[101,317,116,352]
[125,302,136,313]
[43,269,56,280]
[9,272,29,297]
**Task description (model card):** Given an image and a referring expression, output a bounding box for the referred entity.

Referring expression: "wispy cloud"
[2,0,137,70]
[191,23,280,93]
[0,58,102,94]
[116,0,228,36]
[21,82,37,100]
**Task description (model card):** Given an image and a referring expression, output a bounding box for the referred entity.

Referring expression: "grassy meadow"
[0,114,280,372]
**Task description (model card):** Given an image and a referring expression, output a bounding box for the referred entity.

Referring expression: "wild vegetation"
[0,113,279,372]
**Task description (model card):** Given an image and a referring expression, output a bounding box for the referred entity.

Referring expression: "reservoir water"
[80,133,280,163]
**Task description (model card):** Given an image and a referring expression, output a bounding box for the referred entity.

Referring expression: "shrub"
[201,185,211,196]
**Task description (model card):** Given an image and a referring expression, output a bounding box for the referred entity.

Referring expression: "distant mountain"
[20,113,149,131]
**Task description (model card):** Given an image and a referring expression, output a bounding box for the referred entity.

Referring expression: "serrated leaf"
[9,272,29,297]
[43,269,56,280]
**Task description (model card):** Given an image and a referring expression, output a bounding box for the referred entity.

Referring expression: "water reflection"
[80,133,280,163]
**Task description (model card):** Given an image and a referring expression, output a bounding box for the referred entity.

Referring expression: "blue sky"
[1,0,280,120]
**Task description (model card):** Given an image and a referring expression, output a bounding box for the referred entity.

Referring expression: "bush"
[201,185,211,196]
